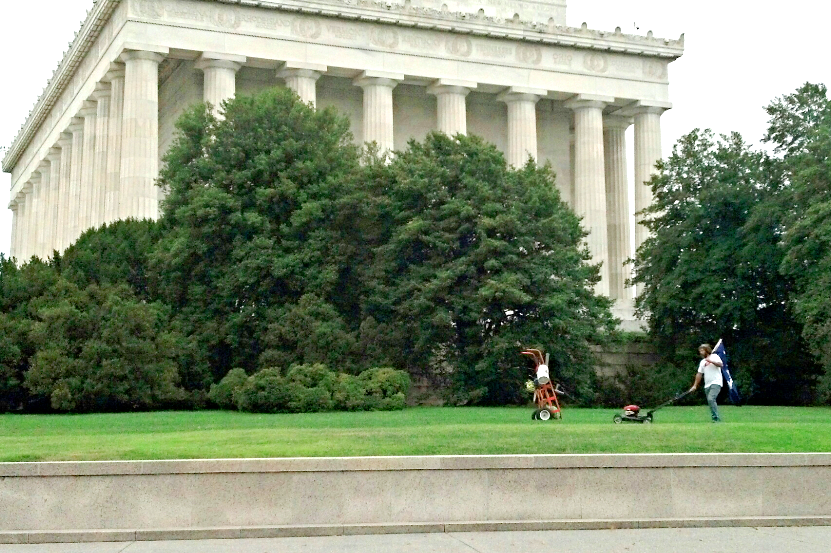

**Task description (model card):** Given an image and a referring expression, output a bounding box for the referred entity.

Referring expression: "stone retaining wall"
[1,454,830,544]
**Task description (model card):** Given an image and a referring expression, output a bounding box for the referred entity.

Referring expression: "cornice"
[3,0,684,173]
[3,0,122,173]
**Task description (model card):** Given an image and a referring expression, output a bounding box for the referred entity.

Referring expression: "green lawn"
[1,406,830,462]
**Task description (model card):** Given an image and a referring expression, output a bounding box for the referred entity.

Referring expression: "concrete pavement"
[2,527,831,553]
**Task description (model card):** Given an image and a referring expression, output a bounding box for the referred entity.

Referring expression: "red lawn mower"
[612,390,692,424]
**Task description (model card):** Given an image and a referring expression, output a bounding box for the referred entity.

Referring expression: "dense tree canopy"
[361,133,616,403]
[632,130,820,403]
[0,87,617,412]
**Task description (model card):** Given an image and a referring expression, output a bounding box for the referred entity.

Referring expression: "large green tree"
[633,129,820,404]
[767,84,831,398]
[151,88,364,382]
[361,133,616,404]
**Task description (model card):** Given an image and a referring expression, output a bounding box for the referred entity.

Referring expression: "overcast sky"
[2,0,829,258]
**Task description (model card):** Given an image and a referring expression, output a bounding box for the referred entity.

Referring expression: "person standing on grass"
[689,343,724,422]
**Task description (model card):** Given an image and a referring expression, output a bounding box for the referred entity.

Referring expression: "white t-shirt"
[536,364,549,380]
[698,354,723,389]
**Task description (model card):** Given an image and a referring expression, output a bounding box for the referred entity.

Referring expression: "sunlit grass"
[1,406,829,462]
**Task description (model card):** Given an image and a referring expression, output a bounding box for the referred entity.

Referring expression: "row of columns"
[8,48,664,304]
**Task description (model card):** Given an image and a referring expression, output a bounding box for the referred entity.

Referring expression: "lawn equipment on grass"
[612,390,692,424]
[521,348,565,422]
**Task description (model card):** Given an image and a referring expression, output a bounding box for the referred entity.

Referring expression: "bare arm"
[707,354,723,368]
[690,372,703,392]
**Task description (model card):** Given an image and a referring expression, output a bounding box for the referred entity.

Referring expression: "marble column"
[603,115,632,303]
[565,94,614,297]
[8,200,19,261]
[67,118,85,244]
[90,83,111,229]
[103,64,125,225]
[35,161,52,258]
[120,48,166,221]
[25,177,40,261]
[354,71,403,153]
[196,53,246,115]
[278,62,326,106]
[630,104,667,254]
[498,87,544,167]
[15,191,29,261]
[56,133,73,251]
[79,102,98,234]
[45,147,63,255]
[427,80,475,136]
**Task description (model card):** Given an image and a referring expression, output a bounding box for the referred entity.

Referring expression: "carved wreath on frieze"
[445,36,473,57]
[138,0,165,19]
[293,18,323,39]
[214,7,241,29]
[583,53,608,73]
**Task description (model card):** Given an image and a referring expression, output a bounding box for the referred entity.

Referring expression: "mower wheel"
[644,416,653,424]
[613,415,623,424]
[538,409,552,421]
[532,409,540,420]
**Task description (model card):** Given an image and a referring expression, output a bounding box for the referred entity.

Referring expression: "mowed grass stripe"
[1,406,830,461]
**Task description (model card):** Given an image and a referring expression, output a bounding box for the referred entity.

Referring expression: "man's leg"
[706,385,722,421]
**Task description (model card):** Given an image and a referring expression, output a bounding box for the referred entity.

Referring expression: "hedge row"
[209,364,411,413]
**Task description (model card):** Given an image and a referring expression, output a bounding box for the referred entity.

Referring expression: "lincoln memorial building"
[2,0,683,320]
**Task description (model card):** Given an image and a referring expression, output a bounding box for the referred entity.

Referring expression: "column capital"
[103,62,126,82]
[564,94,614,111]
[8,199,19,211]
[427,79,476,97]
[195,52,246,72]
[353,71,404,89]
[278,61,327,78]
[89,82,112,102]
[57,132,73,148]
[78,100,98,118]
[119,44,168,64]
[66,118,85,133]
[37,159,51,173]
[603,114,633,131]
[46,147,62,162]
[497,86,546,104]
[277,66,326,82]
[617,100,672,117]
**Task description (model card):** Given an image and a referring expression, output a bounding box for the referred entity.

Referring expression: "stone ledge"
[3,453,831,477]
[4,517,831,544]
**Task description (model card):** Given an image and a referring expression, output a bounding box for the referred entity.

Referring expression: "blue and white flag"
[714,339,741,405]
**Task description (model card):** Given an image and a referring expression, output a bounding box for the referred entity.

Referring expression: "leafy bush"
[233,364,410,413]
[332,373,368,411]
[235,368,290,413]
[359,367,411,411]
[24,283,187,412]
[208,368,248,410]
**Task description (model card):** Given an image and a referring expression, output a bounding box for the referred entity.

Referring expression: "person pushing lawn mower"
[689,343,724,422]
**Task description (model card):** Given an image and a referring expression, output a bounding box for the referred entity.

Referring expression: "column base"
[611,300,646,332]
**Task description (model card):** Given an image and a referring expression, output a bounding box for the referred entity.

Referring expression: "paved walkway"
[2,527,831,553]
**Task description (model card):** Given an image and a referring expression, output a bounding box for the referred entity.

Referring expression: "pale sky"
[2,0,829,258]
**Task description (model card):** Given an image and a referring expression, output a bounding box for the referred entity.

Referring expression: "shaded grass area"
[1,406,830,462]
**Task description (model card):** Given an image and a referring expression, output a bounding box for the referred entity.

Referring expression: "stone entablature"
[3,0,683,316]
[2,0,682,175]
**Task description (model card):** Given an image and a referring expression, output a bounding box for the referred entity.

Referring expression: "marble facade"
[2,0,683,316]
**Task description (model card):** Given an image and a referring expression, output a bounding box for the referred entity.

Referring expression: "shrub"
[332,373,367,411]
[208,368,248,410]
[24,283,186,412]
[359,367,411,411]
[235,368,289,413]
